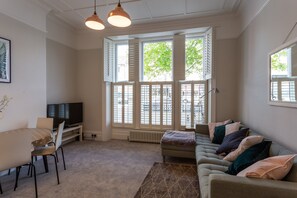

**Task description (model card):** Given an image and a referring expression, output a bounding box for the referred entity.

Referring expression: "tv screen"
[47,102,83,129]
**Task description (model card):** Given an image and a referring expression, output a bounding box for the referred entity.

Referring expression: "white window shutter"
[104,38,115,82]
[128,39,139,82]
[203,27,215,80]
[173,34,185,81]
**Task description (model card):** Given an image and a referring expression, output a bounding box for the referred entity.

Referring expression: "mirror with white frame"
[269,38,297,107]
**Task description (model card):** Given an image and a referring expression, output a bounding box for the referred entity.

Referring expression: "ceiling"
[39,0,242,30]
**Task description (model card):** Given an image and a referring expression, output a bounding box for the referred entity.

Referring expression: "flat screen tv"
[47,102,83,129]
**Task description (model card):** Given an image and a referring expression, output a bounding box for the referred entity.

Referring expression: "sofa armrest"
[209,174,297,198]
[195,124,209,135]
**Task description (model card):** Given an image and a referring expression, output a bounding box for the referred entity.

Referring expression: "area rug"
[134,162,199,198]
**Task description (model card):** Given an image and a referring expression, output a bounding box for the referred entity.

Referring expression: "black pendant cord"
[94,0,97,15]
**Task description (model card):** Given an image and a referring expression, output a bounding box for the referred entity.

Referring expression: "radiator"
[129,130,165,143]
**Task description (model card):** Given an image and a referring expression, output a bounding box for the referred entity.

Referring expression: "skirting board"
[83,130,102,141]
[112,128,129,140]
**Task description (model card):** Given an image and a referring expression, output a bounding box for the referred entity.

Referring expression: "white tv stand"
[61,125,83,143]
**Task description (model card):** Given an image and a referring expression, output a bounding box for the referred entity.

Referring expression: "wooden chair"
[36,117,54,131]
[0,131,38,197]
[31,122,66,185]
[33,117,54,148]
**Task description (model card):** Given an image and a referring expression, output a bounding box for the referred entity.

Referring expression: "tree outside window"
[185,37,203,80]
[143,41,173,81]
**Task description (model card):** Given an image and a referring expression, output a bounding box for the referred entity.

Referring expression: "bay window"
[105,27,214,130]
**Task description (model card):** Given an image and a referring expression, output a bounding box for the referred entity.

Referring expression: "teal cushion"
[212,125,226,144]
[226,141,272,175]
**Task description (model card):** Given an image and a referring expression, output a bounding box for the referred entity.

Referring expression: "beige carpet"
[134,162,199,198]
[0,140,163,198]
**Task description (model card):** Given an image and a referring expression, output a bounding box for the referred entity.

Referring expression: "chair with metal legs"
[31,121,65,184]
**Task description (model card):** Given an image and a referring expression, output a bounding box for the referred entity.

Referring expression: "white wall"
[77,49,102,136]
[46,39,79,104]
[0,0,49,32]
[0,13,46,130]
[238,0,297,152]
[46,14,76,49]
[216,39,239,121]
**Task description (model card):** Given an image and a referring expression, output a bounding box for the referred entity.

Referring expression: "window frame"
[141,38,174,82]
[185,36,204,81]
[115,41,129,82]
[109,27,214,129]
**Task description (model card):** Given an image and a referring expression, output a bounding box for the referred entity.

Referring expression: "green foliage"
[185,38,203,80]
[271,49,287,72]
[142,38,204,81]
[143,41,172,81]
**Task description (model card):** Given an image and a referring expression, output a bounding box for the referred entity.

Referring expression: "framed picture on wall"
[0,37,11,83]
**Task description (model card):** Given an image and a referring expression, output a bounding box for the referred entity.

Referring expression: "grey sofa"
[195,124,297,198]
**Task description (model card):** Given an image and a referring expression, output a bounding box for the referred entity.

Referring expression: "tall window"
[185,37,204,80]
[142,40,173,82]
[140,40,174,128]
[112,43,131,126]
[116,44,129,82]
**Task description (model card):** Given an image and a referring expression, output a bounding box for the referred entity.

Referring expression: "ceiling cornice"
[236,0,271,36]
[0,0,51,32]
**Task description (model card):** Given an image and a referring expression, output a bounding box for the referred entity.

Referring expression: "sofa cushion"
[195,133,214,146]
[226,141,272,175]
[208,119,232,141]
[212,122,241,144]
[212,125,226,144]
[237,154,296,180]
[196,145,231,166]
[225,122,241,136]
[216,128,249,155]
[224,135,264,162]
[198,163,228,198]
[285,163,297,182]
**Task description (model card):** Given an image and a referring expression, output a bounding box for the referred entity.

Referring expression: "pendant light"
[85,0,105,30]
[107,0,131,27]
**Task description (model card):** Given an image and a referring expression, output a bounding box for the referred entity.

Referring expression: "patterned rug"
[134,162,199,198]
